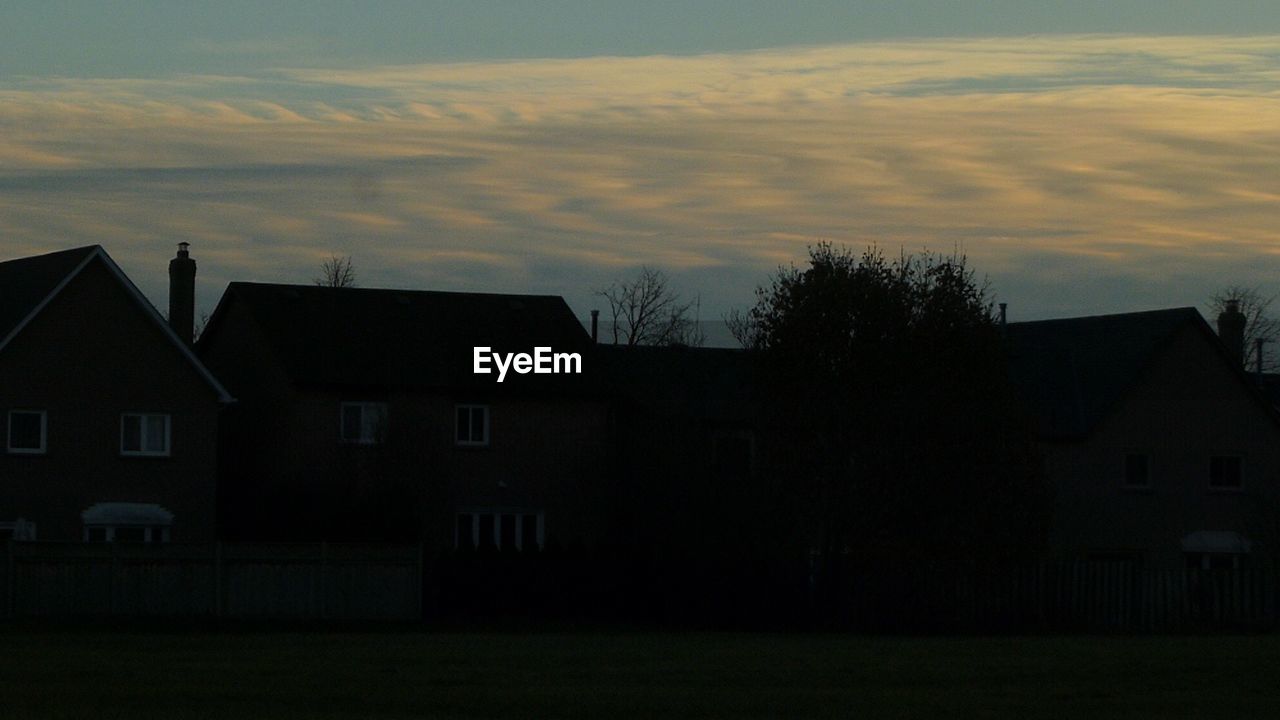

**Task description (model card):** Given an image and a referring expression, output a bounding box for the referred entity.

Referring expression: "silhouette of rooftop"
[0,245,100,346]
[1005,307,1206,438]
[199,282,593,392]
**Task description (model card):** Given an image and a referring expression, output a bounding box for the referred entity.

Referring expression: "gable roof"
[0,245,233,403]
[1005,307,1216,439]
[199,282,593,392]
[0,246,98,348]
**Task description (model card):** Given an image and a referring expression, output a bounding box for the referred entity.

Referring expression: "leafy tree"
[596,266,704,346]
[1208,286,1279,372]
[741,244,1047,579]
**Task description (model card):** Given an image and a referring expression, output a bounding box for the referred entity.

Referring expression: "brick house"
[1006,307,1280,570]
[0,245,231,542]
[196,282,609,547]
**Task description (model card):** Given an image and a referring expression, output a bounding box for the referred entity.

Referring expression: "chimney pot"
[590,309,599,344]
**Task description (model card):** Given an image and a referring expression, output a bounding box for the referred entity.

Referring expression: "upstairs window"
[340,402,387,444]
[120,414,170,456]
[1209,456,1243,489]
[455,405,489,446]
[7,410,46,454]
[1123,453,1150,488]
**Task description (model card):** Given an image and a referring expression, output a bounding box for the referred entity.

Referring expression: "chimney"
[590,309,599,344]
[1217,299,1246,367]
[168,242,196,345]
[999,302,1008,337]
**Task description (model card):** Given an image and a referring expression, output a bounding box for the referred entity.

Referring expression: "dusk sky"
[5,2,1280,334]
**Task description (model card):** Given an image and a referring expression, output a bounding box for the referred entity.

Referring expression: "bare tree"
[315,255,357,288]
[596,266,704,346]
[1209,285,1280,372]
[192,311,210,343]
[725,307,756,349]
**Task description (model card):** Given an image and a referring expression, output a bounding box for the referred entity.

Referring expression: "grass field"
[0,626,1278,718]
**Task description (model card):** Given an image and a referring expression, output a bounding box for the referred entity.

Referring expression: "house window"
[340,402,387,444]
[83,525,170,543]
[1209,455,1243,489]
[120,413,170,456]
[455,405,489,446]
[0,519,37,541]
[6,410,46,454]
[455,510,542,551]
[1123,454,1150,488]
[1185,553,1244,570]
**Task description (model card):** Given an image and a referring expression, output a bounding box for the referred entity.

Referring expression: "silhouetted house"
[197,283,608,546]
[0,245,230,542]
[1006,308,1280,570]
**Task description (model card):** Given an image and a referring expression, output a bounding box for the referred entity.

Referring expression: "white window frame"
[120,413,171,457]
[6,409,47,455]
[0,518,37,541]
[340,402,388,445]
[455,404,490,447]
[455,510,543,551]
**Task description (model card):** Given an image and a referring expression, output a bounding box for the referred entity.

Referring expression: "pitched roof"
[1004,307,1206,439]
[0,245,232,402]
[0,245,99,348]
[199,282,593,392]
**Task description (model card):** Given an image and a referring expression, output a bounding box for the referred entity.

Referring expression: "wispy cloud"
[3,35,1280,321]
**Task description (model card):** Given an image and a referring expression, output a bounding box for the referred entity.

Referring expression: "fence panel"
[0,541,421,621]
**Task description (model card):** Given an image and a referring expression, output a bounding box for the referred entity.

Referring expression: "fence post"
[5,540,13,618]
[416,542,425,620]
[213,541,223,618]
[320,541,328,620]
[109,540,118,615]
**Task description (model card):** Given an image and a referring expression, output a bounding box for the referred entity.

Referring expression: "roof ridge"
[227,281,567,300]
[0,244,100,268]
[1008,306,1200,327]
[0,246,232,403]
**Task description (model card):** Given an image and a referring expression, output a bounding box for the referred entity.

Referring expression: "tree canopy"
[742,244,1047,571]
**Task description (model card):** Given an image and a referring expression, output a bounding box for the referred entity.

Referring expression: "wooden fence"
[0,542,422,620]
[3,544,1277,629]
[827,560,1280,631]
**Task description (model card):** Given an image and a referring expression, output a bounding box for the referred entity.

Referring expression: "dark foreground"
[0,627,1277,718]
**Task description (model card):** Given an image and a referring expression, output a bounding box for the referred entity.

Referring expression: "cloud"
[3,35,1280,325]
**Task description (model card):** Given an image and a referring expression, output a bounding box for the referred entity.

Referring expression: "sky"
[4,2,1280,340]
